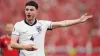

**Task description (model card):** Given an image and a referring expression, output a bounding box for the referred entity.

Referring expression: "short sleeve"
[44,20,52,30]
[12,22,20,36]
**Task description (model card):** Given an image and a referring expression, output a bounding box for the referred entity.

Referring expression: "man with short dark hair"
[10,1,93,56]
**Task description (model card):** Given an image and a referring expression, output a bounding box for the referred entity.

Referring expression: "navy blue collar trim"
[24,19,37,26]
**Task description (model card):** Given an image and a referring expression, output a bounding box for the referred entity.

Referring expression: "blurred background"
[0,0,100,56]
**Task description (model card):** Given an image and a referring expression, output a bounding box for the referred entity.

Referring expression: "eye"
[30,9,34,11]
[26,8,29,11]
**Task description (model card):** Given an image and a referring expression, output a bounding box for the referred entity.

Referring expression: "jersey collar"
[24,19,37,26]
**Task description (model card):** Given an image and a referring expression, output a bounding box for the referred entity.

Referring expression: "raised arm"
[52,13,93,29]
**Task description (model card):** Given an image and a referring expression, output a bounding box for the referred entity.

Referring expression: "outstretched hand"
[79,13,93,23]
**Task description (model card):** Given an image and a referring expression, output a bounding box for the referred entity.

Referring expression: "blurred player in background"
[0,23,19,56]
[10,1,93,56]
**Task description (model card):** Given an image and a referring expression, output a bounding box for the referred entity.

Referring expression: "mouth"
[27,15,31,18]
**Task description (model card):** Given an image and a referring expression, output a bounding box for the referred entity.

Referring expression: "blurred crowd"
[0,0,100,56]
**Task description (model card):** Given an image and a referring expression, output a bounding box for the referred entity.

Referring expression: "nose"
[28,13,30,15]
[27,11,31,14]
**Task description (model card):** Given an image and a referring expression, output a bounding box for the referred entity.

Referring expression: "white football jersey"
[12,19,52,56]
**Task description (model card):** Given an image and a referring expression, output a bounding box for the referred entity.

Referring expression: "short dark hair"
[25,1,38,10]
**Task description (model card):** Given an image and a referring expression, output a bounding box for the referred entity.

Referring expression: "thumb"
[84,13,87,16]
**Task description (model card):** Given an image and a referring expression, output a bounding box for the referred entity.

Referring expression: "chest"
[20,24,44,36]
[18,23,47,41]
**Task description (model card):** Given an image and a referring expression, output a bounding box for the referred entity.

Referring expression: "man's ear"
[35,10,38,16]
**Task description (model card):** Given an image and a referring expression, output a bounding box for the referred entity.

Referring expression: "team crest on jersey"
[36,26,42,33]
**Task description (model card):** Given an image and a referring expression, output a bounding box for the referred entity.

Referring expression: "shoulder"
[14,20,24,27]
[38,20,52,29]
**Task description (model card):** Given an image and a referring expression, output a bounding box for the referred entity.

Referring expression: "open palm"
[79,13,93,23]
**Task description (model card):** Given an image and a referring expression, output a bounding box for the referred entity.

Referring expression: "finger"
[87,15,93,18]
[32,46,38,50]
[81,13,87,18]
[31,48,37,51]
[84,13,87,16]
[28,47,37,51]
[27,49,34,51]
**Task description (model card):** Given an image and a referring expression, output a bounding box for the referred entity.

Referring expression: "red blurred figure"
[0,23,19,56]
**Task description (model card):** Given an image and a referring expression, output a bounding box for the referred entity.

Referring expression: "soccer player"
[0,23,19,56]
[10,1,93,56]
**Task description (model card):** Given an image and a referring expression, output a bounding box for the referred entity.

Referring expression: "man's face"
[5,24,14,35]
[25,6,37,20]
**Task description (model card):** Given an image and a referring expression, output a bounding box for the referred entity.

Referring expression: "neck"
[26,18,36,25]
